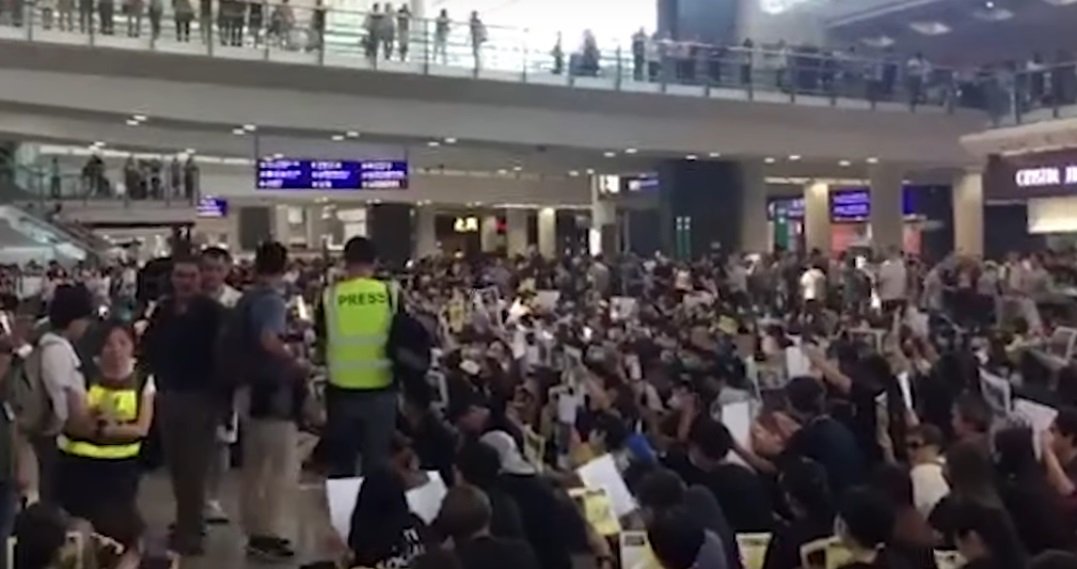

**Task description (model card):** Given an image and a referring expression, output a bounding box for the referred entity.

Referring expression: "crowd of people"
[2,241,1077,569]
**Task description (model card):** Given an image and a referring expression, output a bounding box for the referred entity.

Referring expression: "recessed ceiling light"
[586,168,595,175]
[184,148,196,154]
[242,124,257,132]
[839,160,852,167]
[764,157,776,164]
[497,169,508,175]
[708,152,722,158]
[513,165,523,172]
[861,35,895,48]
[568,170,580,177]
[428,141,441,147]
[909,20,950,35]
[788,154,801,161]
[444,137,457,144]
[272,153,283,159]
[603,151,616,158]
[232,128,246,135]
[332,134,345,141]
[92,141,105,147]
[625,148,638,155]
[973,6,1013,20]
[685,154,698,161]
[125,119,140,126]
[132,114,147,122]
[345,130,359,138]
[866,157,879,164]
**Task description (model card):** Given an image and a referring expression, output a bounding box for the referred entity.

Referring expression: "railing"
[1,154,200,207]
[0,0,996,113]
[998,62,1077,126]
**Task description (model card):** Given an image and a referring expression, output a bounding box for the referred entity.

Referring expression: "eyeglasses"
[906,440,925,449]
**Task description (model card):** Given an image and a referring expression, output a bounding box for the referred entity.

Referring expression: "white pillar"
[415,206,437,258]
[803,181,830,254]
[272,205,291,246]
[869,165,905,253]
[479,214,499,253]
[505,209,529,257]
[740,160,768,253]
[953,170,984,257]
[591,177,616,256]
[537,207,556,258]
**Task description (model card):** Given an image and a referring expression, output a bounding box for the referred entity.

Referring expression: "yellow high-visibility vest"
[58,383,141,460]
[323,277,395,390]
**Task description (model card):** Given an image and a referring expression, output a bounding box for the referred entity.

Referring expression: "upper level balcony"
[0,0,997,116]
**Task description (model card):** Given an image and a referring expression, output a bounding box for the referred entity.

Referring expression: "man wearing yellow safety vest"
[317,236,407,478]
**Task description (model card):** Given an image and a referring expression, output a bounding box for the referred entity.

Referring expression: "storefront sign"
[257,159,409,190]
[767,197,805,220]
[453,217,479,232]
[828,188,919,222]
[196,196,228,218]
[986,151,1077,199]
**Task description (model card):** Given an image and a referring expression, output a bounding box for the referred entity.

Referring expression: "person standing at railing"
[551,32,563,75]
[380,3,395,60]
[98,0,115,34]
[124,0,142,37]
[56,0,73,30]
[173,0,193,40]
[77,0,92,32]
[183,155,198,202]
[631,28,645,81]
[396,4,410,61]
[469,10,485,69]
[197,0,211,43]
[740,37,754,85]
[168,156,181,199]
[248,0,263,46]
[147,0,160,38]
[906,52,928,108]
[40,0,56,29]
[49,158,61,200]
[363,3,381,61]
[434,7,449,64]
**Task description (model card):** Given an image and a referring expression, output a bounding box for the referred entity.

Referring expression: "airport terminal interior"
[5,0,1077,567]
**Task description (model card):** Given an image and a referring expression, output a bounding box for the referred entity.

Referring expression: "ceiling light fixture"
[513,165,523,172]
[866,157,879,164]
[92,141,105,147]
[331,134,344,141]
[345,130,359,138]
[764,157,776,164]
[232,127,246,135]
[428,141,441,147]
[242,124,257,132]
[497,169,508,175]
[604,151,616,158]
[444,137,457,144]
[708,152,722,158]
[788,154,801,161]
[986,0,995,7]
[125,119,140,126]
[184,148,196,154]
[685,154,698,161]
[568,170,580,177]
[272,153,283,159]
[132,114,147,122]
[625,148,638,155]
[839,160,852,167]
[586,168,596,175]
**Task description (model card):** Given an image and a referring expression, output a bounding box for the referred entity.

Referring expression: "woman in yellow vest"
[55,321,155,533]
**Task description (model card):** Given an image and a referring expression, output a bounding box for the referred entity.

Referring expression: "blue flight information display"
[257,159,409,190]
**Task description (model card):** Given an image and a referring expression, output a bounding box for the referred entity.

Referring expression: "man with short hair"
[434,484,540,569]
[1046,406,1077,501]
[143,255,226,555]
[235,241,305,562]
[951,392,992,451]
[316,237,400,478]
[905,424,949,516]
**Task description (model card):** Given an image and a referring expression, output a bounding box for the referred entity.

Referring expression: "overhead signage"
[828,188,919,222]
[985,151,1077,200]
[767,196,805,220]
[453,216,479,233]
[257,159,408,190]
[196,196,228,218]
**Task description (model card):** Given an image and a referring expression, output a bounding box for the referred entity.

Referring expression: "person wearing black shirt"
[662,417,774,533]
[762,457,834,569]
[142,254,225,555]
[783,376,865,496]
[993,426,1073,555]
[950,499,1028,569]
[834,487,905,569]
[433,484,539,569]
[455,441,525,540]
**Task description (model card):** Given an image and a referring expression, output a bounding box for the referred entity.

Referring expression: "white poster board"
[979,370,1012,415]
[326,471,448,539]
[577,454,637,518]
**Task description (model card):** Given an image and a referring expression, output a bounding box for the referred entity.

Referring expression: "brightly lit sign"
[1015,166,1077,188]
[453,217,479,232]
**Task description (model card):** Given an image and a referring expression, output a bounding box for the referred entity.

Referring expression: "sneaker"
[247,536,293,562]
[205,501,230,525]
[269,539,296,559]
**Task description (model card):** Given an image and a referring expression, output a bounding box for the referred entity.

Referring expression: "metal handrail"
[0,0,994,113]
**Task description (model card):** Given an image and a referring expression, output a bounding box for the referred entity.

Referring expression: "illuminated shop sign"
[828,188,918,222]
[257,159,408,190]
[197,196,228,218]
[985,151,1077,199]
[453,217,479,232]
[767,197,805,219]
[1015,166,1077,188]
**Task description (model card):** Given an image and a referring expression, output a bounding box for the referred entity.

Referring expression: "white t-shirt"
[212,285,242,309]
[38,332,86,424]
[877,258,908,302]
[910,461,949,516]
[800,268,825,301]
[727,265,748,293]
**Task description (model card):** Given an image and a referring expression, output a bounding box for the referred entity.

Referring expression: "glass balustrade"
[0,0,995,113]
[3,155,200,207]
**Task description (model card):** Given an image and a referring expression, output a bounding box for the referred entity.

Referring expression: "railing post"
[26,0,35,41]
[615,45,622,91]
[317,5,326,66]
[88,0,96,46]
[521,27,528,82]
[421,16,430,74]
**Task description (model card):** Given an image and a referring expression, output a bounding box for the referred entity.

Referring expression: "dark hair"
[780,457,833,520]
[1054,406,1077,440]
[994,425,1040,481]
[1031,551,1077,569]
[907,423,944,449]
[837,487,895,549]
[349,466,415,566]
[344,236,377,266]
[870,463,914,508]
[434,485,491,541]
[48,283,94,330]
[945,440,1000,506]
[636,468,687,512]
[951,499,1027,569]
[786,376,826,418]
[954,392,992,434]
[688,418,733,462]
[456,440,501,489]
[254,241,288,276]
[592,411,631,450]
[647,506,704,569]
[200,246,231,263]
[14,504,69,569]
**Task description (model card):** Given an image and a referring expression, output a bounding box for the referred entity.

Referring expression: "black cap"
[344,237,377,266]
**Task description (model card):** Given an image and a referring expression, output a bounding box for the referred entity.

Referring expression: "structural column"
[869,165,905,252]
[803,181,831,254]
[505,208,529,257]
[537,207,556,258]
[739,160,768,253]
[591,177,617,256]
[479,214,499,253]
[953,170,984,257]
[271,205,292,245]
[414,206,437,258]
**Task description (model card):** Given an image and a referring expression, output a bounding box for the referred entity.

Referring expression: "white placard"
[577,454,637,518]
[611,297,638,322]
[1014,398,1058,435]
[896,371,914,411]
[326,471,448,539]
[785,346,812,378]
[534,290,560,311]
[619,531,652,569]
[979,370,1012,415]
[722,401,752,467]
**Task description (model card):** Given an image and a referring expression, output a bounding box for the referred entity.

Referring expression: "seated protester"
[398,389,459,487]
[348,465,429,569]
[917,352,978,441]
[647,506,729,569]
[455,441,526,539]
[762,457,834,569]
[1044,406,1077,508]
[589,411,657,471]
[479,430,577,569]
[635,467,740,569]
[928,441,1005,549]
[950,393,992,453]
[905,424,949,517]
[950,499,1028,569]
[869,465,937,569]
[1031,551,1077,569]
[783,376,866,496]
[433,484,540,569]
[993,426,1074,555]
[14,504,71,569]
[662,417,774,533]
[55,321,153,543]
[834,487,906,569]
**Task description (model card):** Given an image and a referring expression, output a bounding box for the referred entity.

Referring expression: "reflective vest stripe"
[58,435,141,460]
[58,384,141,460]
